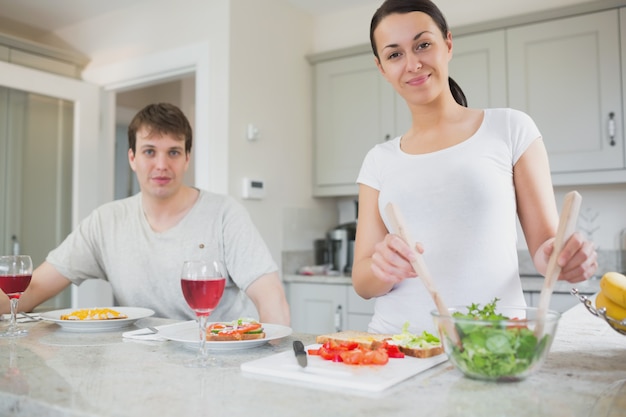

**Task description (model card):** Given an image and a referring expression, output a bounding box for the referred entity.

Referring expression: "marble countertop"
[0,301,624,417]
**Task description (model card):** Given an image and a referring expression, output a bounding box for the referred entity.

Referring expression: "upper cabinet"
[310,6,626,197]
[313,53,398,196]
[507,10,624,178]
[448,30,508,109]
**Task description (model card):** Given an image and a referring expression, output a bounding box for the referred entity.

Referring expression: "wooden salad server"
[385,202,461,347]
[535,190,582,337]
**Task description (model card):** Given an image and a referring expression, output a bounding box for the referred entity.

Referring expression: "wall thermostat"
[242,177,265,200]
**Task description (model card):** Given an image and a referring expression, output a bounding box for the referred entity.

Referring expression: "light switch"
[247,124,259,141]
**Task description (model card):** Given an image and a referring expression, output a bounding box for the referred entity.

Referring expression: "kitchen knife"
[293,340,308,368]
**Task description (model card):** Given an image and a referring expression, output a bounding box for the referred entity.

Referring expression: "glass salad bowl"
[431,303,560,382]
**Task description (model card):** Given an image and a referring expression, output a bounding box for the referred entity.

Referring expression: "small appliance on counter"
[326,222,356,274]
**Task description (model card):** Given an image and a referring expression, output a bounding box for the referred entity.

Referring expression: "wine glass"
[180,260,226,367]
[0,255,33,338]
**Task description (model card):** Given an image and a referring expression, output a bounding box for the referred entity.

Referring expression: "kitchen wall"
[30,0,341,271]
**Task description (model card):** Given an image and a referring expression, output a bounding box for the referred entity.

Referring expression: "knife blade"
[292,340,308,368]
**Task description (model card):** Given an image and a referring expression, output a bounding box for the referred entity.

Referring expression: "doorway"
[0,87,74,309]
[113,75,196,200]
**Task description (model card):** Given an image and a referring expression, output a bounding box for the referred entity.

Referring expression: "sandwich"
[316,324,442,358]
[383,322,443,358]
[206,318,265,341]
[316,330,393,349]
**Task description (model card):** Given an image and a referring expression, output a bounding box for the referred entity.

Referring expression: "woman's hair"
[370,0,467,107]
[127,102,193,153]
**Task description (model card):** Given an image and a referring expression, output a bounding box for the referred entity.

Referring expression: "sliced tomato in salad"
[506,317,529,330]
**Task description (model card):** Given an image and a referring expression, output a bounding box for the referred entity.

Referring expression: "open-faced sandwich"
[60,308,128,320]
[383,322,443,358]
[207,318,265,341]
[316,324,442,359]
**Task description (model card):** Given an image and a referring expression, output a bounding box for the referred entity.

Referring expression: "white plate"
[40,307,155,332]
[158,320,292,350]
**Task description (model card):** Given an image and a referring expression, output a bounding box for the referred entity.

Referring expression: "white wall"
[45,0,339,269]
[228,0,337,264]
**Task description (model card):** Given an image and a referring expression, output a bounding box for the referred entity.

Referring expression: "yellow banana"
[595,291,626,331]
[599,272,626,308]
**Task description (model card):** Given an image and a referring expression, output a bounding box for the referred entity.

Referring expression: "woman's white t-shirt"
[356,108,541,334]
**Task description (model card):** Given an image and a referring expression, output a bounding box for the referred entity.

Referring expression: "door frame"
[82,41,229,200]
[0,60,101,228]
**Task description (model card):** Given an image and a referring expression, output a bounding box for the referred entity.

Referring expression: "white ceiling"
[0,0,379,32]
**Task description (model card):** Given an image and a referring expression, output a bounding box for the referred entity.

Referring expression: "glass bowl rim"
[429,305,561,324]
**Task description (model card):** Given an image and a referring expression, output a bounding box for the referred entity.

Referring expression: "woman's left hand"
[537,232,598,283]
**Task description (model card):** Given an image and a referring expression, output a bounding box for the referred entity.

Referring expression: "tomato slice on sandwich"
[208,318,264,337]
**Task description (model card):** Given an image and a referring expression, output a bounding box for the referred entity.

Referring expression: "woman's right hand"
[370,233,421,284]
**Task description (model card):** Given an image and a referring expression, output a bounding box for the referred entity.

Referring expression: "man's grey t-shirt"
[47,190,278,321]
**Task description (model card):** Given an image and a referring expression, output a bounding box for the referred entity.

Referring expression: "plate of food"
[158,318,292,350]
[40,307,155,332]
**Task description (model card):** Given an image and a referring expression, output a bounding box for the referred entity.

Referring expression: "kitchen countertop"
[0,300,624,417]
[283,274,601,295]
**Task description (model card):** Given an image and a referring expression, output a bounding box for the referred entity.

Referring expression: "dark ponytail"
[449,77,467,107]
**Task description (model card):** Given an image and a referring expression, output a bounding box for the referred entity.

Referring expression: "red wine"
[0,274,32,298]
[181,277,226,315]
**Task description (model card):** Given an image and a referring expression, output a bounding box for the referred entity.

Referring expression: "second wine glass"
[180,260,226,367]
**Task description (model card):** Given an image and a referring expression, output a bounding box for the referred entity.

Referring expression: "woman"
[352,0,598,334]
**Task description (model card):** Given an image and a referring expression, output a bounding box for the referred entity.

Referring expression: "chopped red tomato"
[379,341,405,358]
[308,340,395,365]
[341,348,389,365]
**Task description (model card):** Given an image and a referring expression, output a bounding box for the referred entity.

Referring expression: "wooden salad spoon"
[535,190,582,337]
[385,203,461,347]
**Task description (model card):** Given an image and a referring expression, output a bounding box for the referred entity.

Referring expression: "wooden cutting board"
[240,344,447,393]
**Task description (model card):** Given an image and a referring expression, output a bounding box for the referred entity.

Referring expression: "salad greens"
[391,322,440,349]
[448,298,549,380]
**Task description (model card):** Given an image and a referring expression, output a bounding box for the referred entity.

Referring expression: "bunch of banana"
[595,272,626,331]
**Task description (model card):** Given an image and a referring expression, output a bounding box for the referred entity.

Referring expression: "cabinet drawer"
[347,286,375,314]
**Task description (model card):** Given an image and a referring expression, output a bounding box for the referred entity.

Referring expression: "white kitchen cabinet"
[288,282,348,333]
[312,53,398,197]
[287,281,375,333]
[310,7,626,195]
[507,10,624,175]
[346,285,375,331]
[448,30,508,109]
[310,29,510,198]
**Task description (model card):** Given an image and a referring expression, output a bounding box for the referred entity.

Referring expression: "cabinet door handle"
[334,304,343,332]
[608,112,616,146]
[384,134,391,141]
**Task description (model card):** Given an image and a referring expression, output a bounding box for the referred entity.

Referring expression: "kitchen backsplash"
[506,249,622,277]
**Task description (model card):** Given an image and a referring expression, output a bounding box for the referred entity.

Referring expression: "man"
[1,103,290,325]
